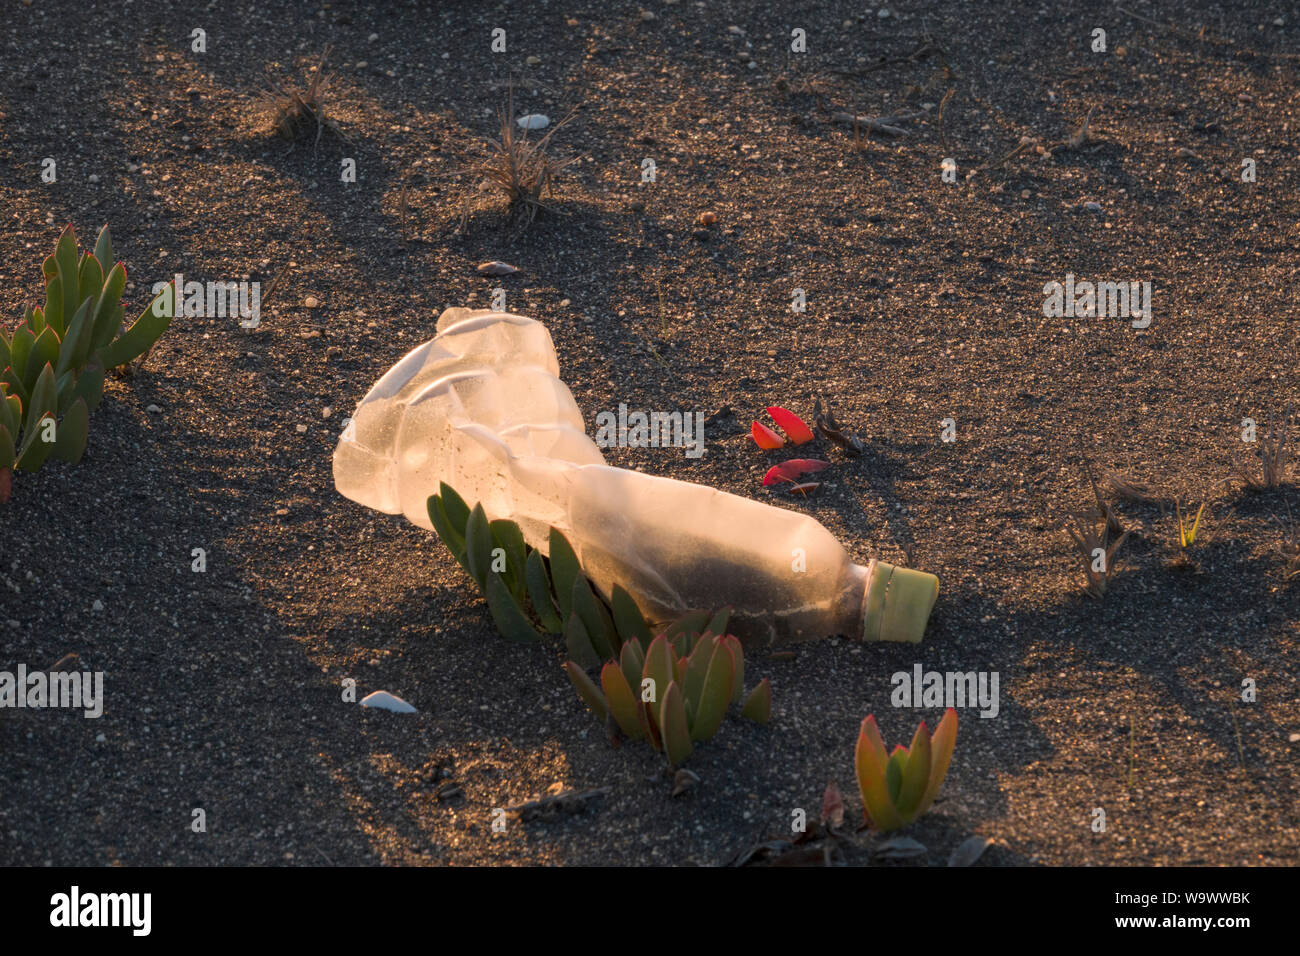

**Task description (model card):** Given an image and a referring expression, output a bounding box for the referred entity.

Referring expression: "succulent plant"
[854,708,957,832]
[565,624,772,767]
[0,224,175,500]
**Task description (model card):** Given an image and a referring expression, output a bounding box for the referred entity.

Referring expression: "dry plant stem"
[1238,402,1292,490]
[937,87,955,153]
[260,260,294,309]
[831,110,923,136]
[1100,466,1167,505]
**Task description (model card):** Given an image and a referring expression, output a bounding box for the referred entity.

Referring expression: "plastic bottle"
[334,308,939,646]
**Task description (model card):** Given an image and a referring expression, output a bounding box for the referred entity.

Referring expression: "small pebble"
[304,295,321,308]
[525,55,541,66]
[361,690,417,713]
[92,600,103,612]
[1290,733,1300,743]
[368,32,378,42]
[88,174,100,184]
[516,113,549,130]
[295,424,308,434]
[878,8,891,17]
[640,9,655,21]
[146,404,161,414]
[321,406,333,418]
[1084,201,1102,213]
[95,733,106,743]
[698,211,716,225]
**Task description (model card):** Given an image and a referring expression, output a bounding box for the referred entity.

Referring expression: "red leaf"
[767,406,815,444]
[762,459,831,485]
[751,421,785,450]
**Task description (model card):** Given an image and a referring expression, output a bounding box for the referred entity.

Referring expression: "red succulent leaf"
[766,406,815,444]
[762,459,831,486]
[751,421,785,450]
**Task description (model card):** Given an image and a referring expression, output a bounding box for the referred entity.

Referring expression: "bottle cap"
[861,559,939,643]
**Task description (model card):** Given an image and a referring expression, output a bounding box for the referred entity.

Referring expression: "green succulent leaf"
[426,494,471,574]
[601,661,645,740]
[548,527,581,622]
[77,253,104,317]
[690,636,733,742]
[571,575,616,661]
[50,397,89,464]
[90,263,127,351]
[54,227,79,333]
[564,613,602,670]
[659,682,693,767]
[663,609,709,644]
[524,550,562,633]
[682,636,715,710]
[1,393,21,436]
[56,297,95,378]
[705,606,732,639]
[484,570,544,643]
[885,747,907,806]
[722,634,745,705]
[489,518,528,599]
[92,224,115,272]
[740,678,772,724]
[72,360,105,413]
[564,661,606,722]
[855,716,906,832]
[27,326,61,394]
[97,282,175,370]
[895,722,932,819]
[916,708,958,816]
[462,503,493,589]
[641,635,675,711]
[618,640,642,699]
[437,482,472,535]
[611,584,653,649]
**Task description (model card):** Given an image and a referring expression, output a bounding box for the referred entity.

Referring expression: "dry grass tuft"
[1238,402,1293,491]
[1065,510,1130,598]
[463,87,577,231]
[258,46,345,147]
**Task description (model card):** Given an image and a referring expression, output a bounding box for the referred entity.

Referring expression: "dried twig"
[503,786,610,821]
[831,110,924,137]
[1100,466,1168,506]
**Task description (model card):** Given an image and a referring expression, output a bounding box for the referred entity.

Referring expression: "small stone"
[1274,17,1285,27]
[355,60,368,69]
[361,690,417,713]
[516,113,549,130]
[477,261,519,276]
[88,174,100,184]
[368,32,378,42]
[640,9,655,20]
[727,25,744,35]
[559,298,571,307]
[878,8,891,17]
[698,211,716,226]
[95,733,106,743]
[92,600,104,612]
[525,55,541,66]
[1084,201,1102,213]
[1020,189,1031,199]
[1290,732,1300,743]
[321,406,333,418]
[146,404,161,414]
[295,424,308,434]
[304,295,321,308]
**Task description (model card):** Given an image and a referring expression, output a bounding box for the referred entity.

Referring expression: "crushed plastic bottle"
[334,308,938,646]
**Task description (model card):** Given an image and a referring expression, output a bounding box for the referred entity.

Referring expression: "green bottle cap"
[861,560,940,643]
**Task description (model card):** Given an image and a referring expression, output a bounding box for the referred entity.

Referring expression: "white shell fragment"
[360,690,417,713]
[516,113,550,131]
